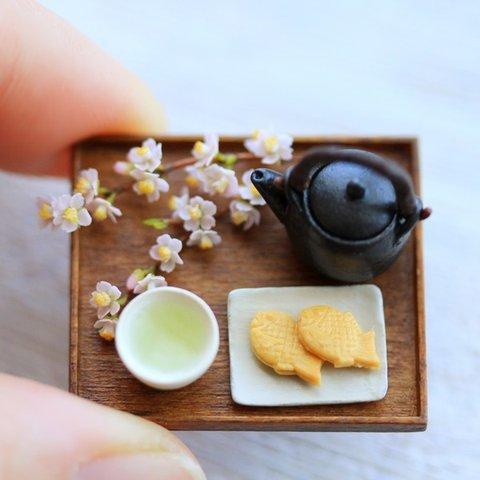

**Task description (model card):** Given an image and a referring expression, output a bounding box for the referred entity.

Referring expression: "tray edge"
[68,135,427,432]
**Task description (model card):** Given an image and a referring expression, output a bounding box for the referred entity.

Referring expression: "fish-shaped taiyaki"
[298,305,380,369]
[250,310,322,385]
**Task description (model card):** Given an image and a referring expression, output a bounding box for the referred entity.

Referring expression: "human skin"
[0,1,205,479]
[0,0,166,176]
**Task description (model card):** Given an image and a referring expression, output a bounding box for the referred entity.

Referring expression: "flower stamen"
[185,175,199,188]
[137,179,155,195]
[264,135,279,154]
[93,206,108,222]
[157,246,172,263]
[62,207,79,224]
[136,146,150,156]
[213,177,228,194]
[99,328,115,341]
[92,291,111,307]
[199,236,214,250]
[74,177,91,195]
[38,203,53,220]
[193,141,206,156]
[231,210,248,225]
[188,205,202,220]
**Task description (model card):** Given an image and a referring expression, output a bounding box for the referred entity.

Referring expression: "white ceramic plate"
[228,285,388,406]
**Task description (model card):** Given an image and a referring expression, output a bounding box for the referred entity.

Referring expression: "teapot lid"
[309,161,396,240]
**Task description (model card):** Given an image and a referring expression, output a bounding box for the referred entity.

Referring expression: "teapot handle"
[289,146,421,219]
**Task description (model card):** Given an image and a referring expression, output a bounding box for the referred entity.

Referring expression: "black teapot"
[251,146,431,282]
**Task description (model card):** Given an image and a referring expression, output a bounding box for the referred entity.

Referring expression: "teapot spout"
[251,168,288,223]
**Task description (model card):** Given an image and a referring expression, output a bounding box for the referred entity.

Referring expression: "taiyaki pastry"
[250,310,322,385]
[298,305,380,369]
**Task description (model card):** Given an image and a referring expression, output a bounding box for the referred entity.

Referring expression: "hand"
[0,374,204,479]
[0,2,204,479]
[0,0,166,176]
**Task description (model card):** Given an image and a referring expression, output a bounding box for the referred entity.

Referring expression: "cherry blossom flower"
[244,129,293,165]
[191,133,219,167]
[74,168,99,203]
[113,161,134,176]
[36,195,56,228]
[202,164,239,197]
[184,165,205,189]
[94,318,118,341]
[133,273,167,294]
[149,234,184,273]
[52,193,92,233]
[187,229,222,250]
[131,169,169,202]
[126,269,146,291]
[178,196,216,231]
[230,200,261,230]
[239,168,266,206]
[168,187,190,220]
[89,281,121,319]
[127,138,163,172]
[88,198,122,223]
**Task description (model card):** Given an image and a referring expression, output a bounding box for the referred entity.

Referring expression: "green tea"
[128,297,209,374]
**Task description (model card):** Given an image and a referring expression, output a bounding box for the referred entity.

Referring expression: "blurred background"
[0,1,479,478]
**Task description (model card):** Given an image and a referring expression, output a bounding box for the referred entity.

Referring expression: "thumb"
[0,374,205,480]
[0,0,166,176]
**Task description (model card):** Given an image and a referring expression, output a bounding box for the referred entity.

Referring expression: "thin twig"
[160,151,259,174]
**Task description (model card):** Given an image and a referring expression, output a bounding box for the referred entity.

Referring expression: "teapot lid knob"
[346,180,365,200]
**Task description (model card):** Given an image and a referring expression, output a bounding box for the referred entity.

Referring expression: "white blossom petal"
[97,281,111,292]
[77,208,92,226]
[114,161,132,175]
[169,237,183,253]
[200,216,215,230]
[261,155,280,165]
[97,306,110,319]
[157,233,171,245]
[62,221,78,233]
[56,194,71,211]
[171,251,184,265]
[149,245,161,260]
[109,285,121,299]
[110,302,120,316]
[184,218,199,231]
[70,193,85,209]
[147,190,160,202]
[202,201,217,216]
[160,259,175,273]
[157,178,170,192]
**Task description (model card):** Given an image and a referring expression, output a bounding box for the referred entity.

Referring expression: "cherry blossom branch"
[98,152,258,201]
[48,132,297,340]
[160,151,299,174]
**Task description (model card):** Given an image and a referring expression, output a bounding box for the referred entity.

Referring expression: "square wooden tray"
[70,135,427,432]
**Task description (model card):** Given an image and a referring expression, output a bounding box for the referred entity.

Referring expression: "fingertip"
[0,374,205,480]
[75,453,205,480]
[116,76,168,135]
[0,0,167,176]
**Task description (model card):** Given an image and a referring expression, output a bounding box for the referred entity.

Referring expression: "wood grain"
[70,135,426,432]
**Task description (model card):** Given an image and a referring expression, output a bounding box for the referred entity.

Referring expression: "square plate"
[228,286,388,406]
[70,135,426,431]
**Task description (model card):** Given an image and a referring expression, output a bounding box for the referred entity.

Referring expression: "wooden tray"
[70,135,427,432]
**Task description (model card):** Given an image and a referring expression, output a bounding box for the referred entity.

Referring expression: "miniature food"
[298,305,380,369]
[250,310,322,385]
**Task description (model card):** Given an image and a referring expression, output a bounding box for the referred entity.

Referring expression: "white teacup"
[116,286,219,390]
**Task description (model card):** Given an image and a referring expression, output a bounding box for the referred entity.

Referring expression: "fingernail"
[75,452,206,480]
